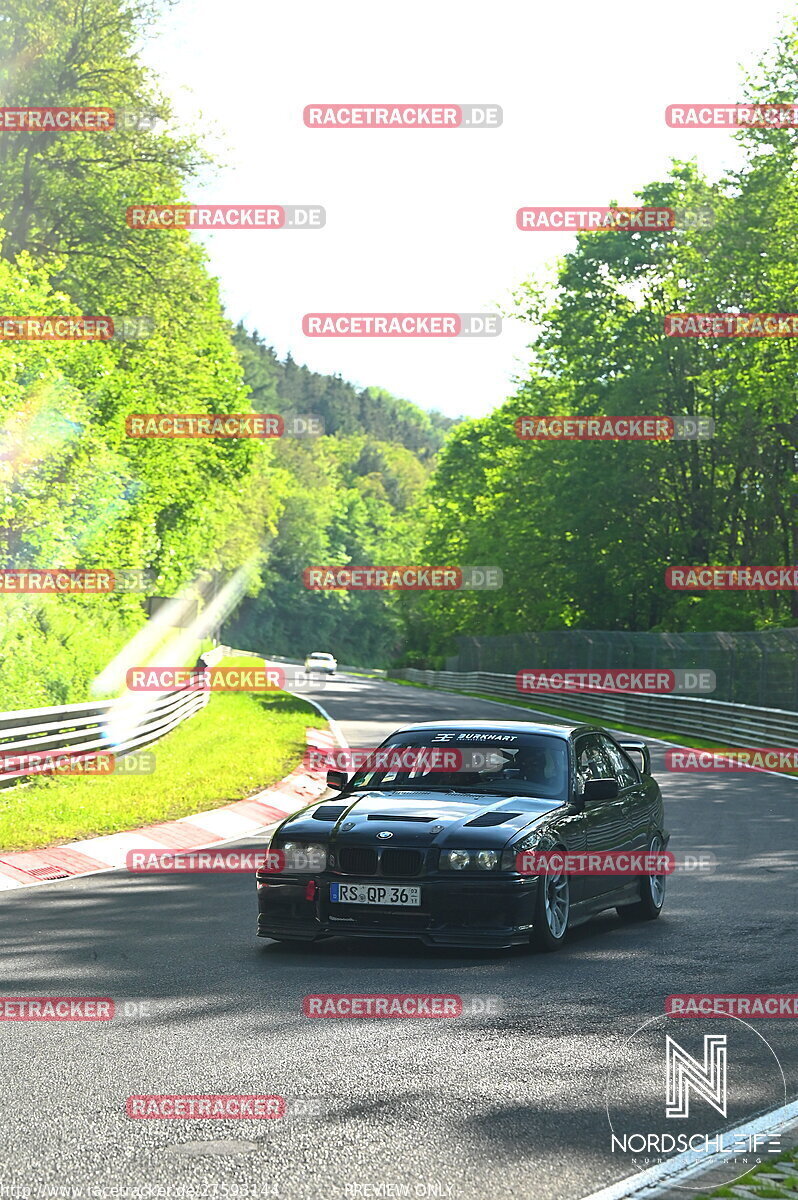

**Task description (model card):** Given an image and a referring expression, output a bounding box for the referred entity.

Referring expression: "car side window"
[599,736,639,789]
[574,735,613,794]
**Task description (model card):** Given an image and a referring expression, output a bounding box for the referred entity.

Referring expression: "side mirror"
[583,777,620,803]
[619,741,651,776]
[326,769,348,791]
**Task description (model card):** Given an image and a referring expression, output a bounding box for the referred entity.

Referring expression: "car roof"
[391,719,594,740]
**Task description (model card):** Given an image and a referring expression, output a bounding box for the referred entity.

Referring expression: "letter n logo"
[665,1035,727,1118]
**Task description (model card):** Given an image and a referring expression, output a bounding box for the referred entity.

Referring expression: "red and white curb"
[0,726,336,891]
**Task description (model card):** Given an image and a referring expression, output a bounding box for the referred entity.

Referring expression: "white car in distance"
[304,651,337,675]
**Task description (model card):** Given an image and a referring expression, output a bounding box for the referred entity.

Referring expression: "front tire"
[532,863,570,951]
[617,834,666,922]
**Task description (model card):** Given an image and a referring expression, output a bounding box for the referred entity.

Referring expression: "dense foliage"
[0,0,445,700]
[223,328,452,662]
[408,36,798,656]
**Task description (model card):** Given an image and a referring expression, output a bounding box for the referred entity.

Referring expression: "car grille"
[336,846,425,877]
[338,847,378,875]
[380,848,423,877]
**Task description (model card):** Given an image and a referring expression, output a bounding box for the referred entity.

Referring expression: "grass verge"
[0,657,323,852]
[693,1143,798,1198]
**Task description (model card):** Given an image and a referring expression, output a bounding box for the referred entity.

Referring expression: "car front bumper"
[256,873,540,948]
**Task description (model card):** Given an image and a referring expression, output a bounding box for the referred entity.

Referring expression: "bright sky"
[144,0,793,419]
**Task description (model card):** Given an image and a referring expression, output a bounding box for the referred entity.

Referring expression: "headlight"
[441,849,471,870]
[475,850,500,871]
[303,843,328,868]
[279,840,327,872]
[440,849,504,871]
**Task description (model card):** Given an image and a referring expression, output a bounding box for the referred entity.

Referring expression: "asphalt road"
[0,674,795,1200]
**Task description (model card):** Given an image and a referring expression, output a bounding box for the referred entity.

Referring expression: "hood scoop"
[366,814,436,823]
[312,805,349,820]
[464,812,522,827]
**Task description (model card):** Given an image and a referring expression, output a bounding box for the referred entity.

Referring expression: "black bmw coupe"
[256,721,668,950]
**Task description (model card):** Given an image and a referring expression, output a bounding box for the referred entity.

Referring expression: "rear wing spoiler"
[618,740,652,776]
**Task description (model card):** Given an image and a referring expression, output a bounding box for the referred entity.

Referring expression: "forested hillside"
[406,28,798,661]
[223,329,453,662]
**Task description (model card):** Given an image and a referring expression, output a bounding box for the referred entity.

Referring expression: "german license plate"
[330,883,421,906]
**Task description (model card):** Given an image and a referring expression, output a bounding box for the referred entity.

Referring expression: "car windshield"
[348,730,569,800]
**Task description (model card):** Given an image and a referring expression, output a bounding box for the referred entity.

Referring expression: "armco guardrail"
[389,669,798,748]
[448,628,798,710]
[0,644,231,790]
